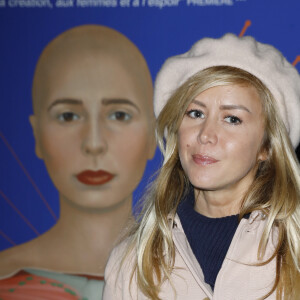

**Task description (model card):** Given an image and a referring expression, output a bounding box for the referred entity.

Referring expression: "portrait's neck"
[41,194,133,275]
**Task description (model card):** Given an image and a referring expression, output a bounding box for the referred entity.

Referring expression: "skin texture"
[178,84,266,217]
[0,25,155,277]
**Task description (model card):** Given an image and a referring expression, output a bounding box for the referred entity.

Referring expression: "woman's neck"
[194,188,244,218]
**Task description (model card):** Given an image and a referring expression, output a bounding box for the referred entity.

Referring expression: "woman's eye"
[224,115,242,125]
[186,110,204,119]
[58,112,80,122]
[109,111,132,122]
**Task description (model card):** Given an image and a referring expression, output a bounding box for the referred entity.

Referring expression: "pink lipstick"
[76,170,114,185]
[192,154,219,166]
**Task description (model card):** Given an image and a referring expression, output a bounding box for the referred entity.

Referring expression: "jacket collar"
[168,210,267,231]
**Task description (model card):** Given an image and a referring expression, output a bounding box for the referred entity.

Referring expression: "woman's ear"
[258,147,268,162]
[29,115,43,159]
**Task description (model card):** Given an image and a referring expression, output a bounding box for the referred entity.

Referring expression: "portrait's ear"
[148,131,157,160]
[147,121,157,160]
[29,115,43,159]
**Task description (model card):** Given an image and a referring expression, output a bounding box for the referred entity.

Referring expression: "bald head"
[32,25,153,115]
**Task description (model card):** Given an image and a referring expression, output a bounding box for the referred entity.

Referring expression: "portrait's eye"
[224,115,242,125]
[186,109,204,119]
[109,111,132,122]
[58,112,80,122]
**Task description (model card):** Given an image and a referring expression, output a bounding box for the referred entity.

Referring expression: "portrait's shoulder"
[0,239,41,279]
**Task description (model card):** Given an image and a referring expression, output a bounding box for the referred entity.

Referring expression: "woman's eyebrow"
[219,104,251,113]
[47,99,82,111]
[192,100,206,108]
[192,100,251,113]
[102,98,140,112]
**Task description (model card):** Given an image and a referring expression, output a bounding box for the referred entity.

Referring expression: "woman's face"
[178,84,266,197]
[30,52,155,211]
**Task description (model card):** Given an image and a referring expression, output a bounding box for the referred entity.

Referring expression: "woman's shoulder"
[105,237,135,279]
[103,238,138,300]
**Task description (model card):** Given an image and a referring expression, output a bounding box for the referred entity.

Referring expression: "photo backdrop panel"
[0,0,300,250]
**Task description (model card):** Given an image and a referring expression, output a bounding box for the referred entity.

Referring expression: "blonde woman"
[103,34,300,300]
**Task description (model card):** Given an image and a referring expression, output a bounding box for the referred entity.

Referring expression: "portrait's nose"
[197,118,218,145]
[82,118,108,156]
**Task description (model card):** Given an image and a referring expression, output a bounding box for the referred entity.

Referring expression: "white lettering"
[147,0,181,9]
[55,0,73,6]
[76,0,117,7]
[8,0,53,7]
[120,0,130,6]
[186,0,233,6]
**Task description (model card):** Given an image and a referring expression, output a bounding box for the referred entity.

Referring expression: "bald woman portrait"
[0,25,155,299]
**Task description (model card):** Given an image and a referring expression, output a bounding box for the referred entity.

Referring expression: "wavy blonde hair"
[122,66,300,299]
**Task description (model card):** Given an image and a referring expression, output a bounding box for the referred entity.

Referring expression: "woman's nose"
[82,119,108,156]
[197,119,218,145]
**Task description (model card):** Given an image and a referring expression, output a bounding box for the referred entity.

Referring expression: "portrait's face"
[30,51,155,211]
[178,84,266,196]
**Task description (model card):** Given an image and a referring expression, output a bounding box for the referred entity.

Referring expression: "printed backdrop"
[0,0,300,251]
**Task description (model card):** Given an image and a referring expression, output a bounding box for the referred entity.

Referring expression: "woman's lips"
[192,154,219,166]
[76,170,114,185]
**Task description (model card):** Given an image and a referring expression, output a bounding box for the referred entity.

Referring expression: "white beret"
[154,33,300,148]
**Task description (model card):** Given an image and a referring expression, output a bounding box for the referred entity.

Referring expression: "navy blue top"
[177,190,241,290]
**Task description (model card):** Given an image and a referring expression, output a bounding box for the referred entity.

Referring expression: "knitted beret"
[154,33,300,148]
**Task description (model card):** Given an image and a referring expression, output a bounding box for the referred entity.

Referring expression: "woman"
[103,34,300,299]
[0,25,155,300]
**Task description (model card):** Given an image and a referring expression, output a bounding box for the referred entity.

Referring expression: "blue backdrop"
[0,0,300,250]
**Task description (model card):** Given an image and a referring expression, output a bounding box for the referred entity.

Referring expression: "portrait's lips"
[192,154,219,166]
[76,170,114,186]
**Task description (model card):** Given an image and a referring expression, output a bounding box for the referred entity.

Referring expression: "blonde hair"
[122,66,300,299]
